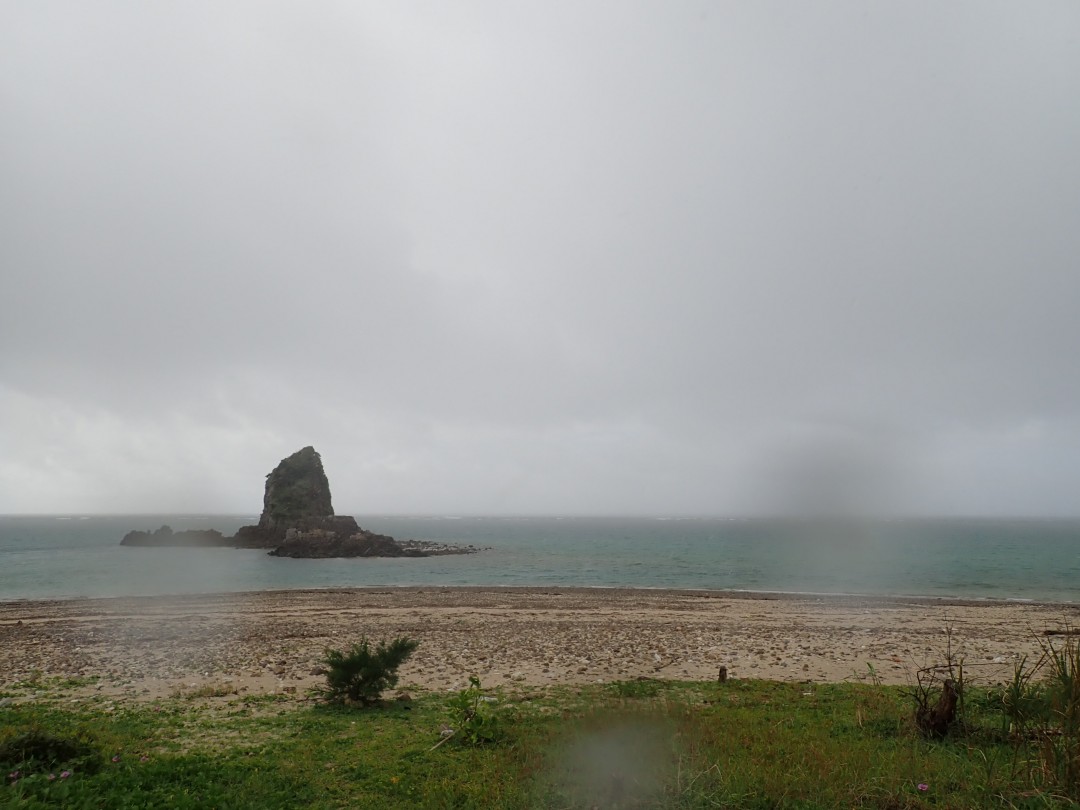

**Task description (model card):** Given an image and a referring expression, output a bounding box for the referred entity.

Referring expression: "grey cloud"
[2,1,1079,514]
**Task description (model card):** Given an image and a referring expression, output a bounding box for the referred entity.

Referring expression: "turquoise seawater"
[0,515,1078,602]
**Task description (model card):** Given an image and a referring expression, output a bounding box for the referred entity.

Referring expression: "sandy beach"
[1,587,1076,702]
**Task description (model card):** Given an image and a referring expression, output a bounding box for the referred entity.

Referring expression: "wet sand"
[1,587,1076,702]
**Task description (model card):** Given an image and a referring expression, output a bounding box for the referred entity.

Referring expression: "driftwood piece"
[916,678,959,738]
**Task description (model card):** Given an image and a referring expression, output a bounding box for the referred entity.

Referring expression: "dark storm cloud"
[2,1,1079,514]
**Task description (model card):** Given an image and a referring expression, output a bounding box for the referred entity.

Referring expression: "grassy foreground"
[2,677,1077,809]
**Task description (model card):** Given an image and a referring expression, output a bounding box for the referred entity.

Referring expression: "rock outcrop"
[268,526,424,558]
[233,446,338,547]
[120,526,227,547]
[120,447,478,559]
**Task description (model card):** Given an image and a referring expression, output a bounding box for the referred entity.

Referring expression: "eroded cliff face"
[259,446,335,529]
[229,446,346,546]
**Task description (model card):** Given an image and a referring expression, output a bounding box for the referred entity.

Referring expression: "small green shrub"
[445,676,501,746]
[320,636,418,705]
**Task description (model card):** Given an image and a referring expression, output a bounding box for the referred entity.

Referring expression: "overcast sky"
[3,1,1079,516]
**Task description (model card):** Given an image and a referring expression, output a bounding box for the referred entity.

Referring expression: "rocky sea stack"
[121,447,475,558]
[233,445,347,548]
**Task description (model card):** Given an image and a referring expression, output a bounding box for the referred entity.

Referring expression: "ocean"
[0,515,1077,603]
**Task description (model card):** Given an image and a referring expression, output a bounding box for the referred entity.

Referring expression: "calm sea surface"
[0,515,1077,602]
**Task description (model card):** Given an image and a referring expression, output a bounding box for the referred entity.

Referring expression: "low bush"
[444,676,501,746]
[319,636,418,705]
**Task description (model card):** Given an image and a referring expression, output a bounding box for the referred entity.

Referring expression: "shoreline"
[2,586,1077,704]
[2,583,1076,610]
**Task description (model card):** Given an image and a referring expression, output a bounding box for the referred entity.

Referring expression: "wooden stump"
[916,678,959,737]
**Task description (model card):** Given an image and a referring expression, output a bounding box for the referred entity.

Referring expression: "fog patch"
[87,524,254,686]
[79,597,240,689]
[540,715,675,808]
[738,425,921,593]
[750,425,915,520]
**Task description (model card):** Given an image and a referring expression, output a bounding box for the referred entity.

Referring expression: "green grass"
[2,679,1078,809]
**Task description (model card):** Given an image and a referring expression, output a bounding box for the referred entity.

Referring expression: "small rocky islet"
[120,446,477,559]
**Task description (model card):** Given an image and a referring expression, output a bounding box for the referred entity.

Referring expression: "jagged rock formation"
[233,446,337,547]
[121,447,478,559]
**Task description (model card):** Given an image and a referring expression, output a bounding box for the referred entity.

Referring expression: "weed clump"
[0,727,100,777]
[319,636,418,705]
[905,619,1080,800]
[445,676,501,746]
[1001,630,1080,798]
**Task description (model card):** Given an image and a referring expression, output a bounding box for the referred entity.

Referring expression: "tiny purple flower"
[140,755,149,762]
[60,771,71,779]
[8,770,20,782]
[112,755,121,763]
[917,783,929,791]
[47,773,56,781]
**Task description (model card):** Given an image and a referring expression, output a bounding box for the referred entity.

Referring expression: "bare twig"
[429,730,456,751]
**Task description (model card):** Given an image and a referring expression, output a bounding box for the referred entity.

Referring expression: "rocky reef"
[121,447,475,558]
[120,526,227,547]
[269,526,422,558]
